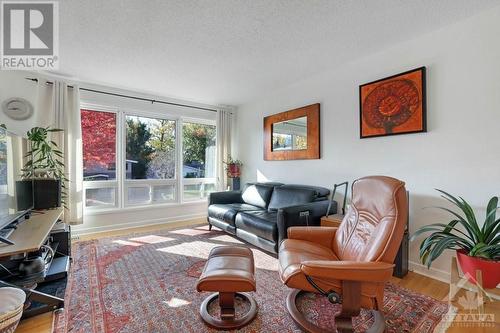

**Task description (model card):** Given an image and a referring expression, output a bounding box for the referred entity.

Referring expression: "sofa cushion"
[241,184,275,209]
[208,203,262,226]
[235,211,278,241]
[279,184,330,200]
[268,187,316,211]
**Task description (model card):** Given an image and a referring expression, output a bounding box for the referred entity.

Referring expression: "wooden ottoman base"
[199,292,257,330]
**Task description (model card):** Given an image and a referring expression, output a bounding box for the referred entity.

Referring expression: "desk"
[0,209,62,258]
[0,208,66,319]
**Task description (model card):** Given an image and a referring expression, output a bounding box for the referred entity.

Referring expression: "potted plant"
[224,155,243,178]
[23,126,67,209]
[412,190,500,288]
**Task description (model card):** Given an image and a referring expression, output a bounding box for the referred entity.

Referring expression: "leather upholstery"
[207,182,333,254]
[196,246,256,293]
[241,184,275,209]
[268,187,315,211]
[235,211,278,241]
[279,176,407,310]
[208,203,261,226]
[279,184,330,199]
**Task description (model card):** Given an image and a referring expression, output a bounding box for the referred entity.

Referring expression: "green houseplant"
[412,190,500,288]
[24,126,67,209]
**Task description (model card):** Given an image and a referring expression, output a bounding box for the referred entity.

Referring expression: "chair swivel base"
[199,292,257,330]
[286,289,386,333]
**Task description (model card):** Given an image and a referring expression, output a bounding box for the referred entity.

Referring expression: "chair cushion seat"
[235,211,277,241]
[208,203,262,226]
[279,239,382,308]
[196,246,256,292]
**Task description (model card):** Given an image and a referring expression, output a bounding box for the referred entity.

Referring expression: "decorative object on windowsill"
[326,181,348,217]
[360,67,426,138]
[411,190,500,289]
[263,103,320,160]
[2,97,34,121]
[224,155,242,191]
[0,287,26,333]
[23,126,67,210]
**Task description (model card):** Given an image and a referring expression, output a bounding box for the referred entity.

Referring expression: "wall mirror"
[264,103,320,160]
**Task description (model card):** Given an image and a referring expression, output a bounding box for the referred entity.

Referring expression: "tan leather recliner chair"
[279,176,408,333]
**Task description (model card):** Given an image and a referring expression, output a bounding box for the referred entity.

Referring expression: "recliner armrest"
[301,261,395,282]
[287,226,338,249]
[208,191,243,205]
[277,200,337,245]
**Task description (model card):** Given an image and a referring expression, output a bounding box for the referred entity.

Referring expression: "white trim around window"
[81,101,217,214]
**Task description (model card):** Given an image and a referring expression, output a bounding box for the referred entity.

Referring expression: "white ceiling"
[58,0,499,106]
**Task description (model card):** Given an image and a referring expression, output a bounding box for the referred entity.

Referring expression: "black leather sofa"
[207,182,337,253]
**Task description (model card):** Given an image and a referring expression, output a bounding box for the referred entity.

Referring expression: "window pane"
[182,123,216,178]
[81,110,117,181]
[126,116,176,180]
[85,188,116,207]
[152,185,175,202]
[183,183,216,201]
[127,186,150,205]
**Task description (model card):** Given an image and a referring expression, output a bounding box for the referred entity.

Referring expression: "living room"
[0,1,499,332]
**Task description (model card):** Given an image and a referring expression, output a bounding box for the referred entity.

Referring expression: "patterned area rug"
[53,225,452,332]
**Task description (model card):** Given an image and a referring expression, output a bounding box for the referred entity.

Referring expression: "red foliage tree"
[81,109,116,173]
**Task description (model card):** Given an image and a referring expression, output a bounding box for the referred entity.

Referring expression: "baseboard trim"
[72,213,207,236]
[409,260,450,284]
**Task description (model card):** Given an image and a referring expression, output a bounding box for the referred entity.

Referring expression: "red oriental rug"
[53,225,453,333]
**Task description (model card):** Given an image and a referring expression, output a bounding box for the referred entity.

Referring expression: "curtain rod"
[25,77,218,113]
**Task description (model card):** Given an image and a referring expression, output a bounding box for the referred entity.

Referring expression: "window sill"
[84,199,208,216]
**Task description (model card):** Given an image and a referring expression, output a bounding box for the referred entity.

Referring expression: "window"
[125,115,177,206]
[81,109,118,208]
[81,105,216,211]
[182,122,216,201]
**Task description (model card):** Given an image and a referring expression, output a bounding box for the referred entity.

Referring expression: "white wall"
[235,6,500,282]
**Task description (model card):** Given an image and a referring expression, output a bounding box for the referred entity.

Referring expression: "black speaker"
[50,223,71,257]
[34,179,61,209]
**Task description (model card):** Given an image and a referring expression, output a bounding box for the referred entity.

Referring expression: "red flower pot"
[456,250,500,289]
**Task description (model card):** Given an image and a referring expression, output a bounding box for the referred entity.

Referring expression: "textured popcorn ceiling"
[57,0,499,105]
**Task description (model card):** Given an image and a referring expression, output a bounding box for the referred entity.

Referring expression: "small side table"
[321,214,344,228]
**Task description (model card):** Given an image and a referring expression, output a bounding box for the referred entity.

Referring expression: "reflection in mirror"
[272,116,307,151]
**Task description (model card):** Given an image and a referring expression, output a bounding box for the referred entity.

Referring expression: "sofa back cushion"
[279,184,330,200]
[268,187,316,211]
[241,184,275,209]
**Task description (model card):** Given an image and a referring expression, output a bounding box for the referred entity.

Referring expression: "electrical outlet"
[299,211,310,217]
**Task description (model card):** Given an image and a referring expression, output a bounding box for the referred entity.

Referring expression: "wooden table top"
[0,209,63,258]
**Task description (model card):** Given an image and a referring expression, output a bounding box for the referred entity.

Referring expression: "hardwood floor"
[15,220,499,333]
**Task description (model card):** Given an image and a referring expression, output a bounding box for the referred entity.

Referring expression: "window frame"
[81,102,217,214]
[180,118,217,202]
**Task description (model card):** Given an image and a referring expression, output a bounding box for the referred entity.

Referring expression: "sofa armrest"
[208,191,243,205]
[287,226,338,249]
[277,200,337,245]
[301,261,395,282]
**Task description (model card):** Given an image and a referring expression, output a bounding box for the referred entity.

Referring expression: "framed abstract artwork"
[359,67,426,138]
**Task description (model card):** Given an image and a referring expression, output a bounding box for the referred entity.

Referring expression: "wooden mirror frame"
[263,103,320,161]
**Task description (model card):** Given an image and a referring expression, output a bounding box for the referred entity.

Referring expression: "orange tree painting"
[359,67,426,138]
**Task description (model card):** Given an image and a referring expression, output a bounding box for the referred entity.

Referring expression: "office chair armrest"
[301,261,394,282]
[287,226,338,249]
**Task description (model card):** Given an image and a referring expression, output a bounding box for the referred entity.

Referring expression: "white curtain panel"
[216,108,232,191]
[52,81,84,224]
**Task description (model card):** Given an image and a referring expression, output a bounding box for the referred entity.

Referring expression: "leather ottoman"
[196,246,258,330]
